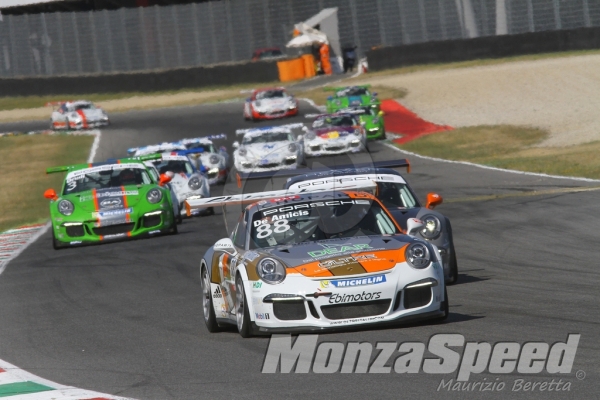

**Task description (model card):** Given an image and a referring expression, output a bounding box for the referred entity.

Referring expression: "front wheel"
[435,285,449,322]
[52,231,65,250]
[446,249,458,284]
[235,275,252,338]
[201,266,221,332]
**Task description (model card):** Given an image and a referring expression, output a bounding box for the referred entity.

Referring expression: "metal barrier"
[0,0,599,78]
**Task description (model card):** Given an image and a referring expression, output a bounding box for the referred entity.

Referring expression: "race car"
[49,100,110,130]
[233,124,305,173]
[178,134,230,184]
[284,162,459,284]
[339,106,386,140]
[128,134,229,185]
[243,88,299,121]
[148,152,211,217]
[324,85,380,114]
[303,113,368,157]
[44,154,177,249]
[184,183,448,337]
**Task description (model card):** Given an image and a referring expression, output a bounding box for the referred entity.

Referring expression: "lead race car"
[303,112,368,157]
[184,182,448,337]
[44,154,177,249]
[233,124,305,173]
[243,87,299,121]
[128,134,229,185]
[49,100,110,130]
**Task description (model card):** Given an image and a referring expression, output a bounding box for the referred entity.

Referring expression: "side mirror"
[378,111,385,117]
[406,218,424,236]
[297,134,303,141]
[158,173,172,186]
[372,92,378,96]
[214,238,237,255]
[233,141,240,149]
[44,188,58,200]
[425,193,443,210]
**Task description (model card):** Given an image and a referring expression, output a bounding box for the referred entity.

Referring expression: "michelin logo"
[321,274,386,289]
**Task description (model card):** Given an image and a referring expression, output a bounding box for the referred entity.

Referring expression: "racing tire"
[446,249,458,285]
[175,213,183,224]
[201,265,221,333]
[435,286,449,322]
[52,231,65,250]
[64,119,71,131]
[170,221,178,235]
[235,275,252,338]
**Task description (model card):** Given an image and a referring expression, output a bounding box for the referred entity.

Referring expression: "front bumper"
[69,119,110,129]
[304,138,365,156]
[234,157,299,173]
[205,168,228,185]
[52,207,175,246]
[218,263,446,334]
[366,127,385,140]
[252,108,298,120]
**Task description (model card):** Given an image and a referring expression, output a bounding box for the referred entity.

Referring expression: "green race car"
[325,85,381,114]
[44,154,177,249]
[340,106,386,140]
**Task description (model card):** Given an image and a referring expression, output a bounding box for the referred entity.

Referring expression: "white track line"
[382,142,600,183]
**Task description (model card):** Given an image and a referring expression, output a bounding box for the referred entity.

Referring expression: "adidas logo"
[213,286,223,299]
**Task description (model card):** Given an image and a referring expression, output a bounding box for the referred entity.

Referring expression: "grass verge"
[398,125,600,179]
[0,135,94,232]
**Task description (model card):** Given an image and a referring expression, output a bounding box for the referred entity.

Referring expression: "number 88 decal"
[256,219,290,238]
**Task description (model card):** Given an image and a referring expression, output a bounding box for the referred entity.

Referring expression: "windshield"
[249,199,398,249]
[256,90,286,100]
[152,159,195,175]
[376,182,418,209]
[73,103,95,110]
[185,143,214,153]
[337,87,369,97]
[313,115,357,128]
[242,132,293,145]
[63,165,151,194]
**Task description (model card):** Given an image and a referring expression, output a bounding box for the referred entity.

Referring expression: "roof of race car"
[128,134,226,155]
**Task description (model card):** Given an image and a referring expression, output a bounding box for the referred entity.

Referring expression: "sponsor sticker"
[255,312,270,320]
[328,291,382,304]
[320,274,386,289]
[213,286,223,299]
[308,243,372,258]
[252,281,263,290]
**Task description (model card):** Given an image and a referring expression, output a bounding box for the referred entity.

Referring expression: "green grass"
[0,135,94,232]
[398,125,600,179]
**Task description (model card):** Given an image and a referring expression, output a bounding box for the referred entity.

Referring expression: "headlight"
[208,167,219,175]
[188,176,202,190]
[256,258,286,284]
[305,131,316,140]
[58,199,74,216]
[146,188,163,204]
[238,148,247,156]
[209,155,219,164]
[420,215,442,239]
[372,118,380,124]
[288,143,297,152]
[405,242,431,269]
[353,129,362,136]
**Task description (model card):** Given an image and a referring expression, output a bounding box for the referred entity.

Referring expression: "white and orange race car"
[243,88,298,121]
[49,100,110,130]
[185,182,448,337]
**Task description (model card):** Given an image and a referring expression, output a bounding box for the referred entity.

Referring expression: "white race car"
[303,113,368,157]
[184,182,448,337]
[50,100,109,130]
[243,87,299,121]
[233,124,305,173]
[178,134,230,185]
[149,152,211,217]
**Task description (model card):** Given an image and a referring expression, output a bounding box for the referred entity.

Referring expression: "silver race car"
[50,100,109,130]
[185,182,448,337]
[233,124,305,173]
[303,113,368,157]
[178,134,230,185]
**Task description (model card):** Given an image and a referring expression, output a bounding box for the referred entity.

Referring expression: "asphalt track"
[0,101,599,399]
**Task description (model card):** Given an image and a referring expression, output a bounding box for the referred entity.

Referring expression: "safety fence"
[1,0,599,78]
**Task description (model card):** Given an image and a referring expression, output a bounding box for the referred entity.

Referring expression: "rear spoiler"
[184,181,377,216]
[179,133,227,145]
[323,85,370,92]
[235,159,411,182]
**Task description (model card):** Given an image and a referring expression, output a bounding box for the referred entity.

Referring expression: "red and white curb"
[0,359,133,399]
[0,224,50,276]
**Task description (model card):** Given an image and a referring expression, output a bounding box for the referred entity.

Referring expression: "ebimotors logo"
[262,334,583,392]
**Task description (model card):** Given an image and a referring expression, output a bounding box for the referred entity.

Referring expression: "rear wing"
[235,159,411,182]
[178,133,227,146]
[127,143,187,156]
[235,123,305,138]
[323,85,370,92]
[184,181,377,216]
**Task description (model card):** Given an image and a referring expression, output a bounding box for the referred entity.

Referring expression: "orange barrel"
[301,54,316,78]
[277,58,306,82]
